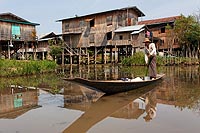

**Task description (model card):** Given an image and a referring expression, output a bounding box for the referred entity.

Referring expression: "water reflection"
[157,66,200,109]
[0,65,200,133]
[0,86,39,119]
[59,64,148,80]
[64,82,104,111]
[62,83,160,133]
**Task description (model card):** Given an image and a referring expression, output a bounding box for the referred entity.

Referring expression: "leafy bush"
[122,52,146,66]
[122,52,200,66]
[0,59,57,77]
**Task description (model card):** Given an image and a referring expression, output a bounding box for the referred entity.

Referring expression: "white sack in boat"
[131,77,143,81]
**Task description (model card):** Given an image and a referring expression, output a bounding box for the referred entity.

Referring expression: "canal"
[0,65,200,133]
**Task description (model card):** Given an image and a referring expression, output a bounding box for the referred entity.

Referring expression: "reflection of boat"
[62,83,159,133]
[64,74,165,95]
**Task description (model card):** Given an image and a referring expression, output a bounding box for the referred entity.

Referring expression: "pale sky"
[0,0,199,36]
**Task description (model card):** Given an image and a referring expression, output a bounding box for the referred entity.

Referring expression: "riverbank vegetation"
[122,52,200,66]
[173,15,200,58]
[0,59,57,77]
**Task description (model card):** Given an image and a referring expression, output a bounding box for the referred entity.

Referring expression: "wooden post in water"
[70,54,73,65]
[22,43,25,60]
[104,47,107,64]
[115,45,118,63]
[42,51,45,60]
[79,48,81,65]
[110,47,113,63]
[94,47,97,64]
[87,53,90,65]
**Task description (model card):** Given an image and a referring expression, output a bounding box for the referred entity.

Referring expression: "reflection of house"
[0,87,39,119]
[57,6,147,64]
[64,83,103,111]
[0,12,39,59]
[111,100,145,119]
[138,16,181,55]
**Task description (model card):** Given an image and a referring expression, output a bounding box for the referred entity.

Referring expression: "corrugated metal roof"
[0,12,39,26]
[57,6,145,22]
[115,24,145,33]
[39,32,56,39]
[0,12,28,22]
[131,28,145,34]
[0,18,39,26]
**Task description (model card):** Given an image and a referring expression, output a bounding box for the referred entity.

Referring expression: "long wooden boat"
[64,74,165,95]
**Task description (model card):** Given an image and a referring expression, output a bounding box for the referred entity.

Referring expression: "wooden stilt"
[110,47,113,63]
[79,48,81,65]
[131,46,134,56]
[94,47,97,64]
[42,51,45,60]
[115,45,118,63]
[70,54,73,65]
[87,53,90,65]
[104,47,106,64]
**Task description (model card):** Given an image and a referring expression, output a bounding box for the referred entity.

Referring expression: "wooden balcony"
[107,40,132,46]
[63,27,83,34]
[0,33,36,42]
[17,47,50,53]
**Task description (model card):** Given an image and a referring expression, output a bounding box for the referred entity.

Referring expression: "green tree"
[31,30,37,60]
[193,9,200,59]
[48,38,63,64]
[174,15,200,58]
[165,24,175,55]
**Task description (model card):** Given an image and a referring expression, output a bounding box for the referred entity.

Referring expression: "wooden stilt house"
[0,12,39,59]
[57,6,147,64]
[138,16,181,56]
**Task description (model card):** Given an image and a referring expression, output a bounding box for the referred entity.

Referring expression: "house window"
[160,40,164,45]
[79,20,85,27]
[161,27,165,33]
[107,32,112,40]
[127,18,131,26]
[118,15,122,26]
[128,34,131,40]
[65,23,69,32]
[132,35,138,40]
[132,18,137,25]
[107,16,113,26]
[12,25,21,40]
[89,34,95,43]
[174,38,178,43]
[119,35,123,40]
[65,36,70,44]
[90,19,95,27]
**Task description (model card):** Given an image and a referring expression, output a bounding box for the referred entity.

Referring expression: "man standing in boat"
[143,38,157,79]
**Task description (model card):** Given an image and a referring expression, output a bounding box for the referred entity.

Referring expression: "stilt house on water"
[57,6,149,64]
[0,13,39,60]
[138,16,181,56]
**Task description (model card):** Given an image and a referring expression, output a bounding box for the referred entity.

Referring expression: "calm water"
[0,65,200,133]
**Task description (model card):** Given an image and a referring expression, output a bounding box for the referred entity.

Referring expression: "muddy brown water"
[0,65,200,133]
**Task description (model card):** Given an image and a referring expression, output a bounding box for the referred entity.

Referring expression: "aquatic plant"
[122,53,200,66]
[0,59,57,77]
[121,52,146,66]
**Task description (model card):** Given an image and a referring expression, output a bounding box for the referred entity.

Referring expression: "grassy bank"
[0,59,57,77]
[122,52,200,66]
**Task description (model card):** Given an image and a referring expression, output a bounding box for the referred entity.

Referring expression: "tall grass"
[122,52,200,66]
[122,52,146,66]
[0,59,57,77]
